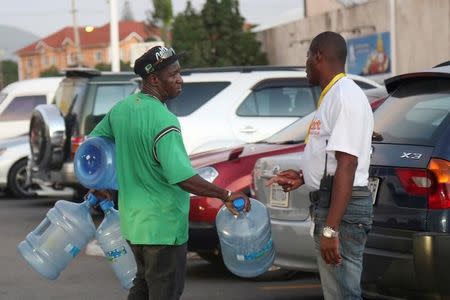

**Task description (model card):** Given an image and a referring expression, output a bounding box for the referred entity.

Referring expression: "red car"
[188,114,312,263]
[188,88,388,264]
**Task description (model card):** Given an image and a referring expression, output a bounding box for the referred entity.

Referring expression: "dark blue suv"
[362,65,450,299]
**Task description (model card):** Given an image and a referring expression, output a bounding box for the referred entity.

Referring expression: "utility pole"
[109,0,120,72]
[0,50,4,89]
[71,0,83,67]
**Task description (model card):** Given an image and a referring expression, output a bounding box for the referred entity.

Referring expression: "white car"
[168,67,381,154]
[0,77,62,140]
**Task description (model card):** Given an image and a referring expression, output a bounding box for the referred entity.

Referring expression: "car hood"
[190,143,301,168]
[0,134,28,148]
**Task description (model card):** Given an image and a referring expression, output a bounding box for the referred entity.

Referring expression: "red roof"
[16,21,159,55]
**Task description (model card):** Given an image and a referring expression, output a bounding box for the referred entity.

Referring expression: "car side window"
[166,82,230,116]
[0,95,46,121]
[93,84,137,116]
[237,87,316,117]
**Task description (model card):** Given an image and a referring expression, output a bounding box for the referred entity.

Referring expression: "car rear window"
[53,79,88,116]
[373,78,450,146]
[166,82,230,116]
[92,83,137,116]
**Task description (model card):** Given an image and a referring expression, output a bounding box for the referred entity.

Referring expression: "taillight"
[70,136,85,159]
[395,159,450,209]
[395,168,430,196]
[427,159,450,209]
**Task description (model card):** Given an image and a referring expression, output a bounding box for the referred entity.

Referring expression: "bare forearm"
[178,174,228,201]
[326,152,357,229]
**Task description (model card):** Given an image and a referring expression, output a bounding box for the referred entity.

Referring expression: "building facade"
[16,21,160,79]
[256,0,450,82]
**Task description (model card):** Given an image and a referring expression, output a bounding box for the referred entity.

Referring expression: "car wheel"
[7,159,38,198]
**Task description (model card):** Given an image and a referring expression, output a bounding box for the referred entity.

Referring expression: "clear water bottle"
[74,136,118,190]
[96,200,137,289]
[216,198,275,278]
[17,194,98,280]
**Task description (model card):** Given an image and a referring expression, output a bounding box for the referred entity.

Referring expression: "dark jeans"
[127,242,187,300]
[312,194,373,300]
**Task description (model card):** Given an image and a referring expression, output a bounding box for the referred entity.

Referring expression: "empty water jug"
[74,136,118,190]
[17,193,98,280]
[96,200,137,289]
[216,198,275,278]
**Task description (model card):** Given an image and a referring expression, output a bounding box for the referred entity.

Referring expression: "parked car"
[362,65,450,299]
[0,135,37,197]
[168,66,381,154]
[189,113,312,263]
[28,66,381,197]
[0,77,62,140]
[28,68,139,198]
[188,85,387,265]
[253,65,450,299]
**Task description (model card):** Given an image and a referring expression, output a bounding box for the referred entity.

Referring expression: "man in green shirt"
[89,46,250,300]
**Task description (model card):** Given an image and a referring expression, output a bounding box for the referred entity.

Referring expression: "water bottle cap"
[100,200,114,211]
[232,198,245,211]
[86,193,98,207]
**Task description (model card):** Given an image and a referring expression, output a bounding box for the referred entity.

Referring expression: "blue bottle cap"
[100,200,114,212]
[232,198,245,212]
[86,193,98,207]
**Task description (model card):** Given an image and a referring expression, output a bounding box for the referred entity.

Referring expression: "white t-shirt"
[302,76,374,190]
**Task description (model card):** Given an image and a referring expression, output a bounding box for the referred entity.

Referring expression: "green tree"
[121,0,135,21]
[146,0,173,46]
[40,66,60,77]
[172,1,210,68]
[0,60,18,88]
[171,0,267,68]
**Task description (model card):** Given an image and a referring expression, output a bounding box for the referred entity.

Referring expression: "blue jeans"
[312,195,373,300]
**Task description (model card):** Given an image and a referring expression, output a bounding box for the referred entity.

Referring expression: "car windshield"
[0,92,7,105]
[373,78,450,146]
[260,110,314,144]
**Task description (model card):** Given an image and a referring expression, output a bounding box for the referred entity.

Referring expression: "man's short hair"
[310,31,347,65]
[133,46,182,79]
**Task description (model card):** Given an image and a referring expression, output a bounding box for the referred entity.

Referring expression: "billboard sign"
[346,32,391,76]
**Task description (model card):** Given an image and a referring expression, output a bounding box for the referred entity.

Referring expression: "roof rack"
[181,65,305,75]
[62,68,101,77]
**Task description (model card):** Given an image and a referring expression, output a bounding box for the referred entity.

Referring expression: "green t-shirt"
[90,92,196,245]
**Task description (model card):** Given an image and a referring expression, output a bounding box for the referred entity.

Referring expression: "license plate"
[368,177,380,204]
[269,184,289,208]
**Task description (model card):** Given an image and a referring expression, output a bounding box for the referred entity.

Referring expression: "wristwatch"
[322,226,338,238]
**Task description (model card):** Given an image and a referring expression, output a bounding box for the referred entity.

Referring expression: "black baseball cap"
[133,46,182,79]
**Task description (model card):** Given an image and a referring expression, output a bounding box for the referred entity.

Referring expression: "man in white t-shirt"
[267,31,374,299]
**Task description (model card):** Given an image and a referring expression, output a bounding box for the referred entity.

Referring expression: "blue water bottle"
[216,198,275,278]
[96,200,137,289]
[17,193,98,280]
[74,137,118,190]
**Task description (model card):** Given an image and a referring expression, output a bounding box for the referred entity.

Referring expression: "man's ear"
[148,73,159,85]
[314,50,323,63]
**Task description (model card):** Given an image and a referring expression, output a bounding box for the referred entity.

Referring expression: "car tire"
[7,159,38,198]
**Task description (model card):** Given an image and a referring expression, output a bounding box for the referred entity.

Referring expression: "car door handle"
[240,126,256,133]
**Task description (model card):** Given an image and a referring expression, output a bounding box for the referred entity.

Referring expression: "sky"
[0,0,302,37]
